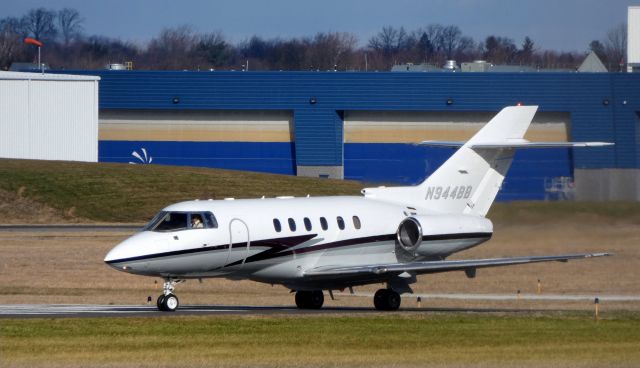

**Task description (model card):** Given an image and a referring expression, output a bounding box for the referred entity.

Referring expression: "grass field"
[2,158,640,224]
[0,159,362,223]
[2,313,639,367]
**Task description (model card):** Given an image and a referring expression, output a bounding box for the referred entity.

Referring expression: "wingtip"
[588,252,613,258]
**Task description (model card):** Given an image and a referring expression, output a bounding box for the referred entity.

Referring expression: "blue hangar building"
[69,70,640,201]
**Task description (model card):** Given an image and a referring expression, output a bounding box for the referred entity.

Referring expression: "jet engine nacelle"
[396,215,493,256]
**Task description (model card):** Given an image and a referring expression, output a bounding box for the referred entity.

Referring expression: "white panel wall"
[0,80,29,158]
[0,72,99,162]
[629,7,640,66]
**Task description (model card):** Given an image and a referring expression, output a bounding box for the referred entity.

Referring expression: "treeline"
[0,7,628,72]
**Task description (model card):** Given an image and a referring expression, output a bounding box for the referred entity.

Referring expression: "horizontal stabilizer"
[304,253,611,277]
[420,139,614,149]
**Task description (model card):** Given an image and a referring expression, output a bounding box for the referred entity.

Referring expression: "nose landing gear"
[157,278,182,312]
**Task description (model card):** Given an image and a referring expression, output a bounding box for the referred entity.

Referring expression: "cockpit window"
[146,211,218,232]
[203,212,218,228]
[151,212,188,232]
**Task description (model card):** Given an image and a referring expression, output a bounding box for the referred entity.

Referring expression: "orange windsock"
[24,37,43,47]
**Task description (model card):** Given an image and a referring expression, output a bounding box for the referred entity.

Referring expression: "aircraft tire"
[374,289,401,311]
[157,295,167,311]
[295,290,324,309]
[295,291,309,308]
[386,290,401,311]
[308,290,324,309]
[162,294,179,312]
[373,289,388,310]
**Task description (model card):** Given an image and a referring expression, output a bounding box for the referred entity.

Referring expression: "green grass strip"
[2,313,640,367]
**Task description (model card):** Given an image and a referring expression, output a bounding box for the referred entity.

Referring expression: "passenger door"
[226,218,250,270]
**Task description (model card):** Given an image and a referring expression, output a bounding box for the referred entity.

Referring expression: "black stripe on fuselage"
[104,234,317,264]
[222,232,492,267]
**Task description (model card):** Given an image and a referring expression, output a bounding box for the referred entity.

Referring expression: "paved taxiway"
[2,293,638,318]
[0,225,140,232]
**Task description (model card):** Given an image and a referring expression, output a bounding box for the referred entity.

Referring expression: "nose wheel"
[157,293,179,312]
[156,278,182,312]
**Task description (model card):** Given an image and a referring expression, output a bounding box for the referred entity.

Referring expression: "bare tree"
[483,36,517,63]
[440,25,467,60]
[58,8,83,46]
[145,25,198,69]
[0,17,27,69]
[368,26,407,56]
[22,8,57,42]
[517,36,535,64]
[604,23,626,71]
[305,32,357,70]
[193,31,230,68]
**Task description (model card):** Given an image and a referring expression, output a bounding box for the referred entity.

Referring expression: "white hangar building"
[0,71,99,162]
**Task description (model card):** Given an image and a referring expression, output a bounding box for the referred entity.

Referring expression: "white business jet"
[104,106,612,312]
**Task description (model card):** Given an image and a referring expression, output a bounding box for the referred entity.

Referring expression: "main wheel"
[308,290,324,309]
[386,290,401,311]
[157,294,167,311]
[373,289,389,310]
[373,289,401,311]
[295,291,309,308]
[295,290,324,309]
[162,293,179,312]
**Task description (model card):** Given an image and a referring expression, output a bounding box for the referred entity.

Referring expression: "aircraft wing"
[304,253,611,277]
[420,140,614,149]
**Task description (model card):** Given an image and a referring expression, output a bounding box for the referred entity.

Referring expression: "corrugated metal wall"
[0,72,99,162]
[98,109,295,173]
[62,70,638,170]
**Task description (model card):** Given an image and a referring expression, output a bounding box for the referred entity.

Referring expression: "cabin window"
[273,219,282,232]
[352,216,361,229]
[304,217,312,231]
[320,217,328,230]
[337,216,345,230]
[288,218,296,231]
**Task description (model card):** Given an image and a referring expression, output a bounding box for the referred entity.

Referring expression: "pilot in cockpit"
[191,214,204,229]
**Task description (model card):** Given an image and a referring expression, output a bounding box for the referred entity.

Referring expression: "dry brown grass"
[0,212,638,311]
[0,188,85,224]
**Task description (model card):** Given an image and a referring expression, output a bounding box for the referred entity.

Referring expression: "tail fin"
[363,105,612,216]
[362,106,537,216]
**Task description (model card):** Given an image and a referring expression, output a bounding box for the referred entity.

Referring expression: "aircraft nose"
[104,231,156,269]
[104,237,138,264]
[104,243,128,265]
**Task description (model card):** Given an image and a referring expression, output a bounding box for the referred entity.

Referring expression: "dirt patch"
[0,188,86,224]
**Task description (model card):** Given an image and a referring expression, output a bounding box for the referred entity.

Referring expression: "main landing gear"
[157,278,181,312]
[295,290,325,309]
[293,289,401,311]
[373,288,401,311]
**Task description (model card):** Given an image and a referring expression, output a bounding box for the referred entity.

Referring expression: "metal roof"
[0,70,100,81]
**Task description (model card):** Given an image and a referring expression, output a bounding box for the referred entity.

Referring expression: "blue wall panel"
[61,70,640,169]
[344,144,572,201]
[293,109,343,166]
[99,141,296,175]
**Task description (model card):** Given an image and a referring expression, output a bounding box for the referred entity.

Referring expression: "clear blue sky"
[2,0,636,51]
